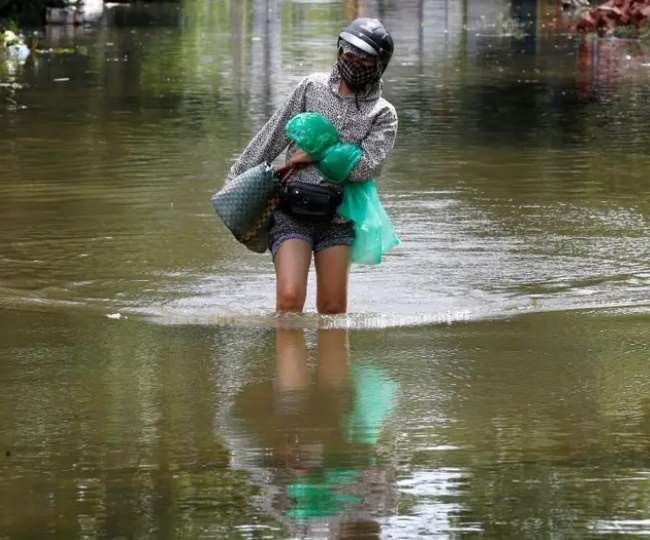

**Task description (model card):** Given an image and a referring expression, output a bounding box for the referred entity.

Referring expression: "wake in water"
[3,255,650,330]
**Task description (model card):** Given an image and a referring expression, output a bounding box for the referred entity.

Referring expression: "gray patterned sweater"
[227,65,398,185]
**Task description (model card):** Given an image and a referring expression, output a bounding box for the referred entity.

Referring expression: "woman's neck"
[339,79,354,97]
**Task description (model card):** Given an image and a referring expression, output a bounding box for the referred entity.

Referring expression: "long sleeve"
[227,77,309,181]
[347,104,398,182]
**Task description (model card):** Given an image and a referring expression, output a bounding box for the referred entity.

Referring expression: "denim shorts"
[268,208,355,258]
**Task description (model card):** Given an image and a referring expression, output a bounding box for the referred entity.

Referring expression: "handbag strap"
[274,165,297,184]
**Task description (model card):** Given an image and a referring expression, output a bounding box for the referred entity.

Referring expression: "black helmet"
[338,18,394,73]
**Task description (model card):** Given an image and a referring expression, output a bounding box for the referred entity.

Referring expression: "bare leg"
[314,245,351,314]
[274,239,312,313]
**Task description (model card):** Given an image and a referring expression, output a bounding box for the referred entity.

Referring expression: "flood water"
[1,0,650,538]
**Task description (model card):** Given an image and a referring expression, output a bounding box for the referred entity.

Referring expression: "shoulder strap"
[274,165,297,184]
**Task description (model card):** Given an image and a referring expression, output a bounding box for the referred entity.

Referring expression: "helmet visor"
[339,32,378,57]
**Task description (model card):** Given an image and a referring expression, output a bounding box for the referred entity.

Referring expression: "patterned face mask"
[337,53,380,91]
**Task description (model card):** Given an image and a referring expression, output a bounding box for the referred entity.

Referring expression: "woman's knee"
[277,284,307,312]
[274,238,312,313]
[317,297,347,315]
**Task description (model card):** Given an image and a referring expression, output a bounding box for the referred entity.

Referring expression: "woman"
[228,18,398,314]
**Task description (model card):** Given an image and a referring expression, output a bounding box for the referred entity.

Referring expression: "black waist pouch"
[279,181,343,218]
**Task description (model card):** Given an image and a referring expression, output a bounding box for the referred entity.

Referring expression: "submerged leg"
[314,245,351,315]
[274,239,312,313]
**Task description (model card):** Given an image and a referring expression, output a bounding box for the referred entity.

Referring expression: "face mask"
[337,55,379,91]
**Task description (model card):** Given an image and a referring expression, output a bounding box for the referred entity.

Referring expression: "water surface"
[1,0,650,538]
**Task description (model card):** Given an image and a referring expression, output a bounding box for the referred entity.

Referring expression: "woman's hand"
[288,150,314,168]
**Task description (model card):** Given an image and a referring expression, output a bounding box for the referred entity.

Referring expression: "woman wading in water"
[228,18,397,314]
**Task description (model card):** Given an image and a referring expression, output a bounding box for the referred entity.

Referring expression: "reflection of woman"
[229,328,399,537]
[228,18,397,314]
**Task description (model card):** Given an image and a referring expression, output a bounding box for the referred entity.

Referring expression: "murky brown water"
[1,0,650,538]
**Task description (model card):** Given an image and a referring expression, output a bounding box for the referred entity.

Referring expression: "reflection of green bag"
[286,113,400,265]
[286,363,399,523]
[287,469,362,523]
[211,162,280,253]
[344,363,399,446]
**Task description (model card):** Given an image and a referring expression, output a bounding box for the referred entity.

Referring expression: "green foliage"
[0,17,19,33]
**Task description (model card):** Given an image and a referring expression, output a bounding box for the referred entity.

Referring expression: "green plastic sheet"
[286,113,399,265]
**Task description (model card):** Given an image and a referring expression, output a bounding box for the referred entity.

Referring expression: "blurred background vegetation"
[0,0,48,25]
[0,0,180,26]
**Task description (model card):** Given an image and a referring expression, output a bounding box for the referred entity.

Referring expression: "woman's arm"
[347,105,398,182]
[227,77,310,181]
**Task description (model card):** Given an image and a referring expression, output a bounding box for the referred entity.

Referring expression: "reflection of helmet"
[338,18,394,73]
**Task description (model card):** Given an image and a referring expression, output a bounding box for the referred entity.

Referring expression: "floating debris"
[1,30,19,46]
[35,47,77,55]
[0,82,25,89]
[1,31,31,66]
[7,43,30,62]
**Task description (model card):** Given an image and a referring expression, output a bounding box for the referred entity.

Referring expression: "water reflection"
[578,34,650,99]
[0,312,283,538]
[227,328,399,537]
[384,312,650,538]
[2,303,650,537]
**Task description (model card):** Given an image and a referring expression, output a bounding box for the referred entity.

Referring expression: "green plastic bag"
[286,112,400,265]
[286,113,339,161]
[318,143,362,184]
[338,180,400,265]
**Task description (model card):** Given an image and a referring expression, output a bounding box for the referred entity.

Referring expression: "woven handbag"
[211,163,291,253]
[211,162,279,253]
